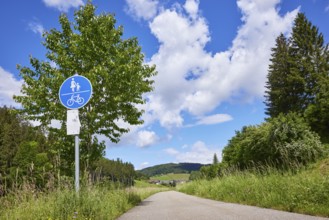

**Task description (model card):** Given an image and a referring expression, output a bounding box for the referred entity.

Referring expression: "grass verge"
[178,160,329,217]
[150,173,190,181]
[0,182,168,220]
[130,180,169,200]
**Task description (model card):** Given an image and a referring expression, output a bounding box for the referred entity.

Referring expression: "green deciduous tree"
[222,125,270,168]
[268,113,323,166]
[189,170,202,181]
[12,141,39,179]
[222,113,324,169]
[14,3,156,171]
[199,163,226,180]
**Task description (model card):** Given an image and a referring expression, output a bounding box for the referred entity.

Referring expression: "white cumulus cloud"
[164,147,179,155]
[28,21,44,37]
[0,67,23,108]
[184,0,199,19]
[196,114,233,126]
[125,0,159,21]
[138,162,150,170]
[164,141,221,164]
[103,0,300,149]
[136,130,159,148]
[42,0,84,12]
[143,0,298,128]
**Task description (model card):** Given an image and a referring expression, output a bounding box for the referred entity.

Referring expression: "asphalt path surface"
[117,191,329,220]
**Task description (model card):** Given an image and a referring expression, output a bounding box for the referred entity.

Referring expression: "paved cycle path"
[117,191,329,220]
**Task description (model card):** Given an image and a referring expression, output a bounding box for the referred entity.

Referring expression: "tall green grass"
[179,160,329,217]
[0,182,167,220]
[0,187,139,219]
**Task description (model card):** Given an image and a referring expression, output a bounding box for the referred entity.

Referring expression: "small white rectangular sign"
[67,109,80,135]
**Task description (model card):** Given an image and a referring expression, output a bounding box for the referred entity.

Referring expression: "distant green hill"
[150,173,190,181]
[138,163,204,176]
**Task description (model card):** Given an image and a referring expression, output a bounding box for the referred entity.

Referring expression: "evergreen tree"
[291,14,329,142]
[0,107,49,190]
[213,153,219,164]
[0,107,36,175]
[265,13,329,142]
[304,69,329,142]
[93,157,136,186]
[265,34,292,117]
[288,13,327,109]
[0,112,20,175]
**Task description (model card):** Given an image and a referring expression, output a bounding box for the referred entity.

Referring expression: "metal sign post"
[59,75,92,192]
[67,109,81,192]
[75,135,79,192]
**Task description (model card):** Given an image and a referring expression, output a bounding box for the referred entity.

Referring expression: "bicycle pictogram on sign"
[59,75,92,109]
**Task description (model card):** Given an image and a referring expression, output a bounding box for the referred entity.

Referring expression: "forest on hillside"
[138,163,204,176]
[0,106,137,195]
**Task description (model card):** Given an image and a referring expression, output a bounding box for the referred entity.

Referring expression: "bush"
[199,163,228,179]
[222,112,324,169]
[268,113,323,167]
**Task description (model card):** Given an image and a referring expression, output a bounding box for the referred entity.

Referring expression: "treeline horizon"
[0,106,138,196]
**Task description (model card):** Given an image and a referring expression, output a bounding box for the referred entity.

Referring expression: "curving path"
[117,191,328,220]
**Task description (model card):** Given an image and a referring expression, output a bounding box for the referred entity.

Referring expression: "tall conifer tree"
[265,13,329,118]
[289,13,327,108]
[288,13,329,142]
[265,34,291,117]
[265,12,329,142]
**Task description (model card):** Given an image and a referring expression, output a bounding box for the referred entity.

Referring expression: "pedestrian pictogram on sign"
[59,75,92,109]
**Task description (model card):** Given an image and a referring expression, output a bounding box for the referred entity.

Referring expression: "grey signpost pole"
[66,109,81,193]
[75,134,79,192]
[59,75,93,193]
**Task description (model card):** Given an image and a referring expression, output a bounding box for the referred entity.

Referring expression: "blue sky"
[0,0,328,170]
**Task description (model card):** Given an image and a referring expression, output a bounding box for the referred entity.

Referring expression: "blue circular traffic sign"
[59,75,92,109]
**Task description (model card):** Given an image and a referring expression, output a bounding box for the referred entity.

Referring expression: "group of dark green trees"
[1,3,156,194]
[265,13,329,142]
[0,106,137,195]
[198,13,329,179]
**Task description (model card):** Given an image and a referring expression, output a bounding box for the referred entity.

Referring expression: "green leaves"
[25,3,155,133]
[268,113,323,165]
[14,2,157,171]
[222,113,324,169]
